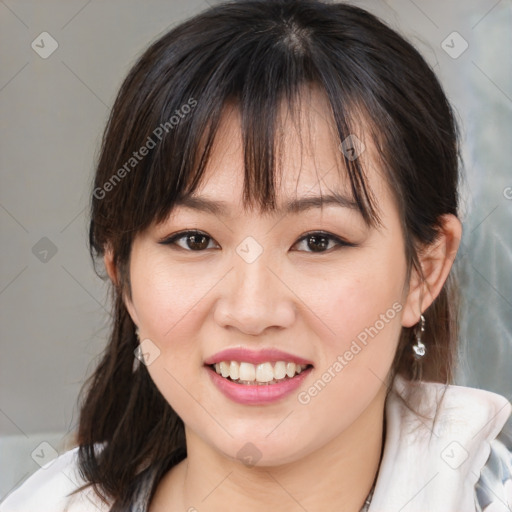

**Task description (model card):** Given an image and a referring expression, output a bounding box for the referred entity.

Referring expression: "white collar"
[369,375,511,511]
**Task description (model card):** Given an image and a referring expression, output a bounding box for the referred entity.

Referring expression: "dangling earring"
[411,314,426,359]
[132,327,141,372]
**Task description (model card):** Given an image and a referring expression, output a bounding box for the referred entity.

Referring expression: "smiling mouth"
[208,361,313,385]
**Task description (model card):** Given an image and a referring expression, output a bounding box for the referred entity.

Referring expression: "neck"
[152,384,387,512]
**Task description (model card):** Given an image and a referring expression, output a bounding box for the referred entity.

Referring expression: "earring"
[132,327,141,372]
[411,314,426,359]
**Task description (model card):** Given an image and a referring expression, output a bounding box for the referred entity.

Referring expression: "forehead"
[168,86,394,225]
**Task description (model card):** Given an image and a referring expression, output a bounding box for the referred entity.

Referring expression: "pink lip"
[204,347,313,366]
[206,365,313,405]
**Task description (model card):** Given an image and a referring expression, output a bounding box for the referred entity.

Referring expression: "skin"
[105,88,461,511]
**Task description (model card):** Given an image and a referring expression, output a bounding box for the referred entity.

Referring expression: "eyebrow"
[173,192,360,216]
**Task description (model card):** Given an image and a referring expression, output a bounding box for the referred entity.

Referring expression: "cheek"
[130,254,211,340]
[128,254,215,422]
[128,253,217,389]
[311,244,407,369]
[293,247,406,429]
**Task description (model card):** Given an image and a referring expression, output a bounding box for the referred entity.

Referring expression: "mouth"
[204,348,314,404]
[207,361,314,385]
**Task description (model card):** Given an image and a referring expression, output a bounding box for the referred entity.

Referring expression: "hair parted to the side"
[73,0,461,507]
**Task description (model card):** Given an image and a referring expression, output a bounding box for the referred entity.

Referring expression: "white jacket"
[1,375,511,511]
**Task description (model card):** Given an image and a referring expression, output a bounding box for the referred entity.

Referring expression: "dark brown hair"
[74,0,460,507]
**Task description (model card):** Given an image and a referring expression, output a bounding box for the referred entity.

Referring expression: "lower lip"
[206,365,312,405]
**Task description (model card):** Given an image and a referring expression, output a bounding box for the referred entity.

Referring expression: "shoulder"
[398,377,512,509]
[371,376,512,510]
[475,426,512,511]
[0,446,112,512]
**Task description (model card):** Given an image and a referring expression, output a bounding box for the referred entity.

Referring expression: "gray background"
[1,0,511,500]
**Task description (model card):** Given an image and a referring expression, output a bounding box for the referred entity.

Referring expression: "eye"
[159,230,355,253]
[158,230,219,251]
[292,231,356,253]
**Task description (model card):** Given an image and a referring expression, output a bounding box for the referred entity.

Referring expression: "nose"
[213,247,296,336]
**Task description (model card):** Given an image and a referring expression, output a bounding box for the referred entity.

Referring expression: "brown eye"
[159,230,355,253]
[185,233,211,250]
[158,230,217,251]
[292,232,355,253]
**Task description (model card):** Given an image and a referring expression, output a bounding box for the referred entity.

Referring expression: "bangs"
[93,3,384,251]
[92,0,456,268]
[154,81,380,228]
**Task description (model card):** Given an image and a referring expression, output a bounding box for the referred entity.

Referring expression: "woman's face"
[123,90,415,466]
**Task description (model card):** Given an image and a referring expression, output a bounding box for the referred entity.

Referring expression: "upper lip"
[204,347,314,366]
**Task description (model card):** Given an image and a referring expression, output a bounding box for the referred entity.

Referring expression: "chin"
[200,423,317,469]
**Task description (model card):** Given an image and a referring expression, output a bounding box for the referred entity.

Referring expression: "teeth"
[220,361,230,378]
[286,362,296,378]
[274,361,287,379]
[212,360,309,383]
[229,361,239,380]
[256,362,274,382]
[239,362,256,381]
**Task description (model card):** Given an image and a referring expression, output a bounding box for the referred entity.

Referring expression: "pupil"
[189,234,208,250]
[309,235,328,252]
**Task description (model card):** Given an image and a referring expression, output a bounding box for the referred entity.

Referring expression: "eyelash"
[158,230,356,253]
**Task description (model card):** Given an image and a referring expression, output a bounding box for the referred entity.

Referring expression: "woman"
[2,1,510,510]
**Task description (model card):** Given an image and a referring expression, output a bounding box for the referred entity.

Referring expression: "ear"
[103,245,118,285]
[402,214,462,328]
[104,246,141,327]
